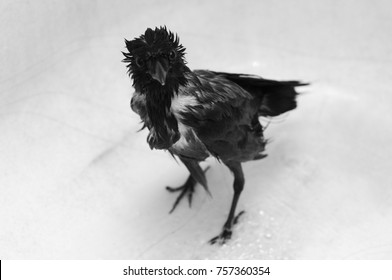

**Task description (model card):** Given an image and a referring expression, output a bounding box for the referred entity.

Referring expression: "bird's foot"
[166,167,209,213]
[209,228,232,245]
[209,211,245,245]
[166,179,195,213]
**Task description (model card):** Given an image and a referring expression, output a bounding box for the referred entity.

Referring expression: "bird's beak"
[148,59,169,86]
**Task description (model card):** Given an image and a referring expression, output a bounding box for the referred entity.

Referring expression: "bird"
[122,26,307,244]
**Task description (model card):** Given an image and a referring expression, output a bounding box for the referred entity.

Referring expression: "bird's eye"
[169,50,177,60]
[135,57,145,67]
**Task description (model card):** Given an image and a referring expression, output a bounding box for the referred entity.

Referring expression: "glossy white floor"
[1,0,392,259]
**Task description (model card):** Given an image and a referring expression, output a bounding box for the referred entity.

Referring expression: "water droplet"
[265,233,272,239]
[259,210,264,215]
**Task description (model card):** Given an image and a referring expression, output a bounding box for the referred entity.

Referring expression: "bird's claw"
[233,210,245,225]
[209,228,232,245]
[166,166,210,213]
[209,211,245,245]
[166,181,195,213]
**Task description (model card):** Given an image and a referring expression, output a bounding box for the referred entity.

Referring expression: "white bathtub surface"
[1,0,392,259]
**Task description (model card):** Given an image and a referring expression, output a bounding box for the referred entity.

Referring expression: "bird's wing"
[170,70,262,161]
[130,90,150,130]
[173,70,254,129]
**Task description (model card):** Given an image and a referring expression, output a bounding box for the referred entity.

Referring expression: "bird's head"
[123,26,189,92]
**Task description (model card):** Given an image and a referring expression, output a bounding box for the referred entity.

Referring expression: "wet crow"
[123,26,307,244]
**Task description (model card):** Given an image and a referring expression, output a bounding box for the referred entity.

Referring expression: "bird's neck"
[143,83,180,149]
[145,84,175,126]
[133,67,190,149]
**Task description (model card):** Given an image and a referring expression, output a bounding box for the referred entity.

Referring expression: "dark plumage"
[123,26,307,244]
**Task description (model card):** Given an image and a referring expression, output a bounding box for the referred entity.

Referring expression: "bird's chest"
[134,91,208,159]
[168,95,210,160]
[133,89,180,150]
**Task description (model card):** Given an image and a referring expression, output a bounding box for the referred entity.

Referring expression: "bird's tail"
[212,71,308,117]
[255,79,308,117]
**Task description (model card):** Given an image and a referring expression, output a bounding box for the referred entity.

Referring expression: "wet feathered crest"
[122,26,186,75]
[143,26,181,47]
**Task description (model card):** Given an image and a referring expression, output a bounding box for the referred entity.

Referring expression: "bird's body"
[132,69,271,162]
[123,27,306,244]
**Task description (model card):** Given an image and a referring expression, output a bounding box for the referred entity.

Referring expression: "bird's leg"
[210,161,245,245]
[166,157,210,213]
